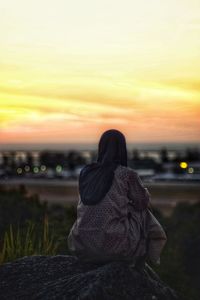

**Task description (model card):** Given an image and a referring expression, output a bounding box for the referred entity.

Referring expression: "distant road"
[1,179,200,216]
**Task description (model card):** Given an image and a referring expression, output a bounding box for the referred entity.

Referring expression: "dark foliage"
[0,186,76,254]
[0,186,199,299]
[152,203,200,300]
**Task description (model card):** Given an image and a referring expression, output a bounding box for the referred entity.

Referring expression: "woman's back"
[68,165,150,261]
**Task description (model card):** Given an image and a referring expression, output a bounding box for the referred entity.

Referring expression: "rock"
[0,255,179,300]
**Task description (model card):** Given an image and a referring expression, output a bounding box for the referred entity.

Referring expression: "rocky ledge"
[0,255,179,300]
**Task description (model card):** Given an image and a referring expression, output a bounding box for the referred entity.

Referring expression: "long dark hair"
[79,129,128,205]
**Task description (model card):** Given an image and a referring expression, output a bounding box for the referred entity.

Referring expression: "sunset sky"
[0,0,200,145]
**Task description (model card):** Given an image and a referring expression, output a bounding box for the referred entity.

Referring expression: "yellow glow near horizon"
[0,0,200,144]
[180,162,188,169]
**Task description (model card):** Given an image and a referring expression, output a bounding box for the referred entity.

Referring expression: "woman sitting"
[68,129,167,266]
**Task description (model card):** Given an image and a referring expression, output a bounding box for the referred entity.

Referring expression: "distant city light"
[33,167,39,173]
[41,165,46,172]
[56,165,62,172]
[180,162,188,169]
[25,165,30,172]
[188,167,194,174]
[17,168,22,174]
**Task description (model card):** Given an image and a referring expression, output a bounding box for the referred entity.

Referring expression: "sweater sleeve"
[127,170,150,211]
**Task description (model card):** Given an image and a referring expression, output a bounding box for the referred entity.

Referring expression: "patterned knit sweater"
[68,165,166,263]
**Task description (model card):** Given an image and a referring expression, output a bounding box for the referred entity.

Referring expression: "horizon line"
[0,141,199,151]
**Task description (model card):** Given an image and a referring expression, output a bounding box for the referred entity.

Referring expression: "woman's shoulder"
[115,165,139,179]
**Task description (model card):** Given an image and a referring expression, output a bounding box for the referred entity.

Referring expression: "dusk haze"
[0,0,200,145]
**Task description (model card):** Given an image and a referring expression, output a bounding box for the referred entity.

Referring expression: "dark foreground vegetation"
[0,186,199,300]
